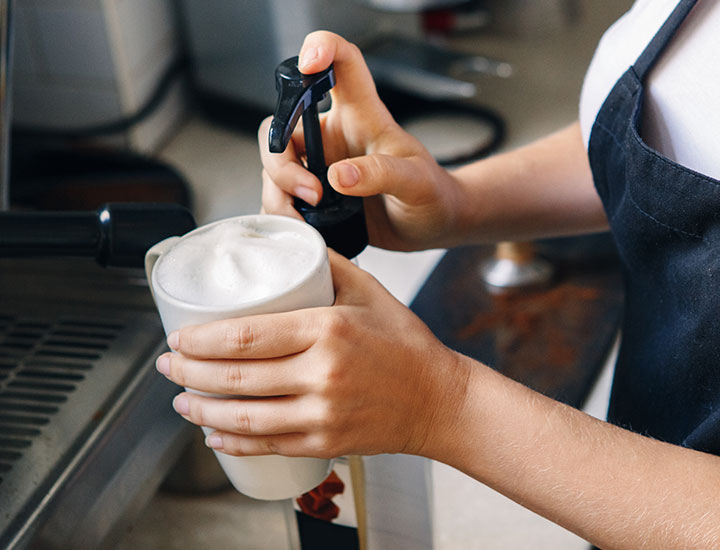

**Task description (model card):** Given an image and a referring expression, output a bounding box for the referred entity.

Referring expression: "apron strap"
[633,0,699,80]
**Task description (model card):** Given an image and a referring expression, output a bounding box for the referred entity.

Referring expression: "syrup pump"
[269,57,368,259]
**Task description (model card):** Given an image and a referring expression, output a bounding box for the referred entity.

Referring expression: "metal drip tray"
[0,258,192,550]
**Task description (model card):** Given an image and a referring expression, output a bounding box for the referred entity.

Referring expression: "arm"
[450,122,609,244]
[159,252,720,550]
[260,32,608,251]
[430,357,720,550]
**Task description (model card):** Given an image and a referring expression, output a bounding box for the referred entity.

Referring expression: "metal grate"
[0,316,123,485]
[0,258,194,550]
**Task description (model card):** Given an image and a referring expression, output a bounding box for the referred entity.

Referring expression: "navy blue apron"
[588,0,720,454]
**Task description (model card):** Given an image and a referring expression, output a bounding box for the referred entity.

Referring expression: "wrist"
[444,163,490,247]
[412,164,474,251]
[411,349,478,463]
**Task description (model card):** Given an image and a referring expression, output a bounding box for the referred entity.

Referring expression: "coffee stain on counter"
[458,284,604,394]
[410,241,624,407]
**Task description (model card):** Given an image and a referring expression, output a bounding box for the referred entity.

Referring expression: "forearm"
[449,122,609,245]
[426,356,720,550]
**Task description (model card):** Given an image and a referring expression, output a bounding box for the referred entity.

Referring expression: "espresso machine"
[0,3,204,548]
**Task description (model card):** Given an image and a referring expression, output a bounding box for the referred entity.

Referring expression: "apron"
[588,0,720,454]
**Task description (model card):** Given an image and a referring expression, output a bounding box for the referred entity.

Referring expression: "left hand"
[156,250,469,459]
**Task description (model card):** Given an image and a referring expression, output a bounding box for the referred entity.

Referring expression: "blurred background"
[1,1,632,549]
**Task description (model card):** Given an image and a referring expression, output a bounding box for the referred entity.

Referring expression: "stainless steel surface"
[479,242,555,291]
[0,258,192,550]
[365,36,511,100]
[0,0,13,211]
[162,429,231,493]
[480,256,555,291]
[484,0,579,36]
[353,0,465,11]
[179,0,419,112]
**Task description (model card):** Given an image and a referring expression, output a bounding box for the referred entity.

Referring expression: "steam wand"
[269,56,368,259]
[0,203,196,268]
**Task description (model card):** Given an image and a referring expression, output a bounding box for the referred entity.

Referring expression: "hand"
[155,250,469,459]
[259,31,463,251]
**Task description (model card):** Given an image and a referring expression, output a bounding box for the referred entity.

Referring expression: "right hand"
[259,31,463,252]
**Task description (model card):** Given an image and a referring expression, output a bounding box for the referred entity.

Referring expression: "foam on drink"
[155,218,318,307]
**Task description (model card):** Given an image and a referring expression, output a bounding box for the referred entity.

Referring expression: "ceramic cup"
[145,214,335,500]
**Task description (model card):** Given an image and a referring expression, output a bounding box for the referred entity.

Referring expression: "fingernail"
[299,47,318,71]
[156,354,170,376]
[173,394,190,415]
[331,162,359,188]
[294,186,319,205]
[206,435,224,450]
[167,331,179,350]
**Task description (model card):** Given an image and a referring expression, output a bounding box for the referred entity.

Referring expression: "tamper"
[269,56,368,259]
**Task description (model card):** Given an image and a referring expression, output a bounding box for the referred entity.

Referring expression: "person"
[154,0,720,547]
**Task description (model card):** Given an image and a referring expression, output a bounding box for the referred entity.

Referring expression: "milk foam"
[156,219,318,307]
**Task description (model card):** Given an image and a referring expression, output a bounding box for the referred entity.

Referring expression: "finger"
[327,150,431,202]
[173,392,317,437]
[169,309,322,360]
[157,352,309,396]
[204,431,318,458]
[261,170,305,219]
[298,31,382,109]
[265,164,321,206]
[259,117,322,204]
[326,249,386,305]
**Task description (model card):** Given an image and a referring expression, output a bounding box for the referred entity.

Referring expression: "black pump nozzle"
[0,203,196,268]
[269,58,335,155]
[270,56,368,259]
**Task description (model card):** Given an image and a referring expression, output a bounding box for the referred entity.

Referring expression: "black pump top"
[269,58,335,155]
[269,56,368,259]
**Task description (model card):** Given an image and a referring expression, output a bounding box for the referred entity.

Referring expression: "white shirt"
[579,0,720,181]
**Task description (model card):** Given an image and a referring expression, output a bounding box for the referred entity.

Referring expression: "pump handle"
[269,56,368,259]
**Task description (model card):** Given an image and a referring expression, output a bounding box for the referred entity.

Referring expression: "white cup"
[145,214,335,500]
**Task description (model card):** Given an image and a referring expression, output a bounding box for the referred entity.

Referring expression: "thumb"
[326,248,387,306]
[327,154,430,203]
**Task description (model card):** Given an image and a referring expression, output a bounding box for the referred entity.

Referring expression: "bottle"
[269,56,368,259]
